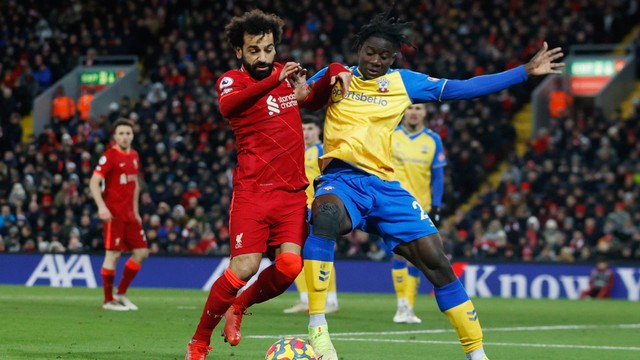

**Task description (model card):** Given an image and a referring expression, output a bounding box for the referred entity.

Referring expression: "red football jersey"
[217,63,308,192]
[93,147,140,221]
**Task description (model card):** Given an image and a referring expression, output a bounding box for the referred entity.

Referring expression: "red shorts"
[229,189,308,259]
[103,218,147,251]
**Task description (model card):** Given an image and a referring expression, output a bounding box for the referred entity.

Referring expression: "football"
[265,337,316,360]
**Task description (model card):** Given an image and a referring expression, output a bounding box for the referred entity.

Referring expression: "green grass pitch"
[0,285,638,359]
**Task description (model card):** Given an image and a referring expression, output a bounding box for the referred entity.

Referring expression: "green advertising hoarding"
[80,70,125,85]
[569,59,625,96]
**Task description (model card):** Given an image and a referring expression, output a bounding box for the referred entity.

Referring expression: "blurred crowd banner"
[0,254,638,301]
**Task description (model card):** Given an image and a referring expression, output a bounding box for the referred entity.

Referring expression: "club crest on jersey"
[422,145,429,153]
[377,78,390,93]
[235,232,243,249]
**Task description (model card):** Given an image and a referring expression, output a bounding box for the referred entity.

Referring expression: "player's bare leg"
[394,234,488,360]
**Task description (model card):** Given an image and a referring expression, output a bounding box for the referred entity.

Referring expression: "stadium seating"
[0,0,638,261]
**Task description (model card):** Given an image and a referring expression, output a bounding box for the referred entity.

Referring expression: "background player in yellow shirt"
[284,115,340,314]
[304,9,563,360]
[390,103,446,324]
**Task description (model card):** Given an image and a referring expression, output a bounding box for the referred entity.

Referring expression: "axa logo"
[266,95,280,115]
[26,254,97,288]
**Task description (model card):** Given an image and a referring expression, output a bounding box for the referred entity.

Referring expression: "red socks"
[101,268,115,303]
[192,268,246,344]
[235,252,302,309]
[102,259,142,303]
[116,259,141,295]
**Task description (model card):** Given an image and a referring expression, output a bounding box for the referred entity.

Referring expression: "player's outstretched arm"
[524,42,565,76]
[411,41,565,102]
[436,42,564,101]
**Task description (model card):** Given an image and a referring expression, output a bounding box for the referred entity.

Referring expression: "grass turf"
[0,285,638,359]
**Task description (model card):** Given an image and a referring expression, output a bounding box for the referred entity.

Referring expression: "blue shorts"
[314,161,438,250]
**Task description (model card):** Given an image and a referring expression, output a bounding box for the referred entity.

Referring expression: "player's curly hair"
[224,9,285,48]
[353,7,414,50]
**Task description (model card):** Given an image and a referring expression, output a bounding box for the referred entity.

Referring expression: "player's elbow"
[218,101,237,119]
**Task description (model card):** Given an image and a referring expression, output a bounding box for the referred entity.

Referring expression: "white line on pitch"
[329,338,640,351]
[246,323,640,340]
[0,294,198,302]
[329,323,640,336]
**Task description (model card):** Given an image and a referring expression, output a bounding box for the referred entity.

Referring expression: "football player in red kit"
[185,9,349,359]
[89,118,149,311]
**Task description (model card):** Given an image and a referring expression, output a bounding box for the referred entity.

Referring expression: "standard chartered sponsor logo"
[278,93,298,109]
[267,94,298,115]
[267,95,280,115]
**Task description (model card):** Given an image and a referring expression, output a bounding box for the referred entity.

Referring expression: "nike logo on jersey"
[119,163,126,167]
[267,95,280,115]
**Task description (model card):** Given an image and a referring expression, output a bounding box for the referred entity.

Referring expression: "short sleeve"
[94,151,113,178]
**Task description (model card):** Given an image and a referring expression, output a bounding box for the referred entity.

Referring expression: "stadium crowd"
[1,0,639,262]
[448,101,640,262]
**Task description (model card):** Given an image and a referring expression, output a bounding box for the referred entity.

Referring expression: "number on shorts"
[412,201,431,221]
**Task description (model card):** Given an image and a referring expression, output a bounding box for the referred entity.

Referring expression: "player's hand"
[289,66,308,87]
[279,62,302,82]
[525,42,565,76]
[135,214,142,224]
[330,71,352,96]
[290,66,311,101]
[429,206,441,228]
[98,206,112,222]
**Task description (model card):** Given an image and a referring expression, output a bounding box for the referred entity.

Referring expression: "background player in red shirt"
[89,118,149,311]
[185,9,349,359]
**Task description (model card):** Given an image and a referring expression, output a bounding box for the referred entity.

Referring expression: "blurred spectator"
[77,87,96,122]
[32,54,53,89]
[51,86,76,123]
[580,259,614,299]
[1,0,639,260]
[548,78,573,119]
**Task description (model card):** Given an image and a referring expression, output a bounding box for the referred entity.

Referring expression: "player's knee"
[105,251,121,267]
[424,251,450,271]
[312,202,343,239]
[132,248,149,263]
[229,255,262,281]
[275,252,303,281]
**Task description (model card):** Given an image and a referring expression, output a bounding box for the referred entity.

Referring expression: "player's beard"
[243,59,274,80]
